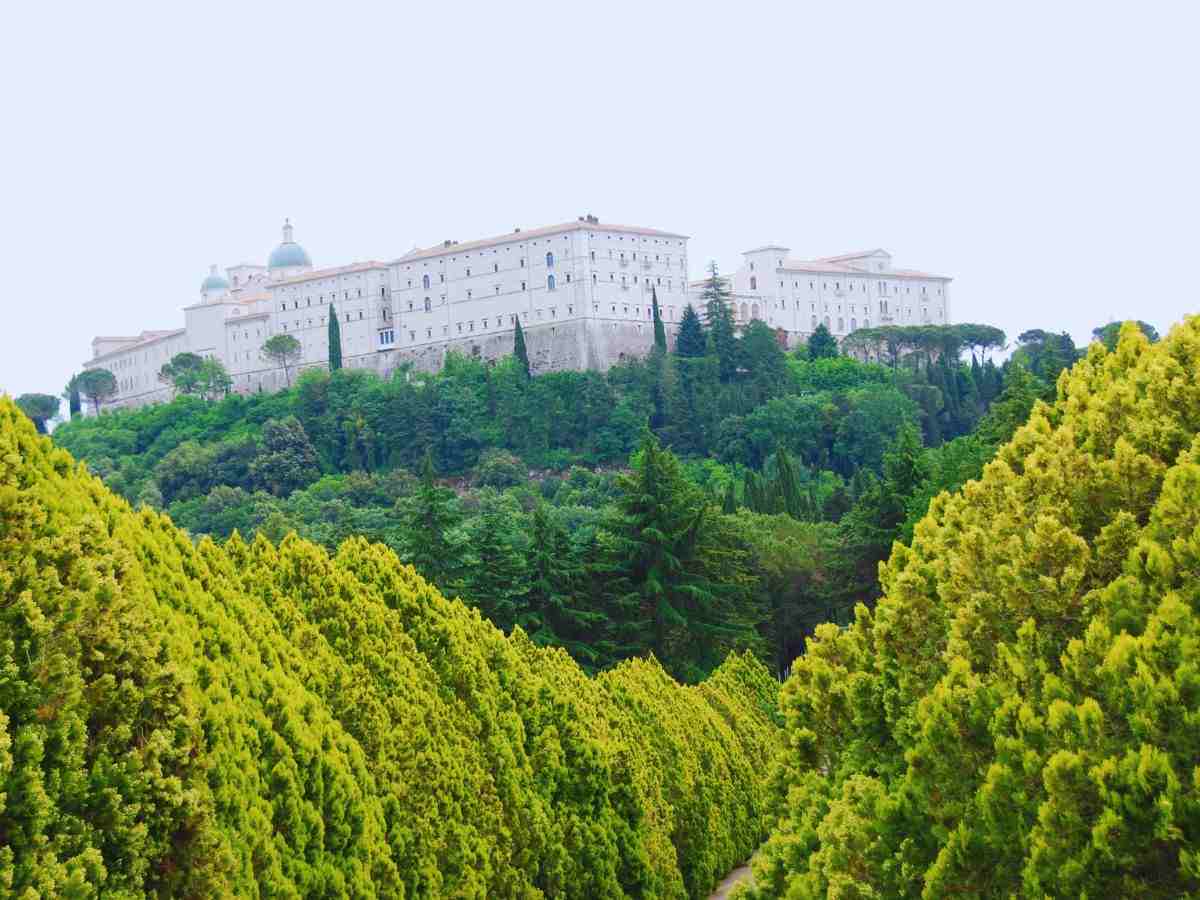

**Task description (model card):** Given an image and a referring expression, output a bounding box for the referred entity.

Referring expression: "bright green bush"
[744,319,1200,897]
[0,397,779,897]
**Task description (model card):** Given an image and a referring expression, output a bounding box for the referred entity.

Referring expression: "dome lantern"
[268,218,312,270]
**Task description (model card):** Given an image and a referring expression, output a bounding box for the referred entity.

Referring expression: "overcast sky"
[2,1,1197,400]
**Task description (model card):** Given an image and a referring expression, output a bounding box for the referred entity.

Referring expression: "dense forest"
[7,305,1196,896]
[0,397,779,898]
[51,298,1062,681]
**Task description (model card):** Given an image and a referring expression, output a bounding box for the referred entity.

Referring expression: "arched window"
[749,276,757,290]
[547,274,556,291]
[850,317,857,331]
[811,314,818,329]
[824,315,831,329]
[424,297,431,312]
[864,318,871,329]
[740,303,749,321]
[751,303,760,320]
[545,251,555,268]
[422,274,430,290]
[837,318,844,332]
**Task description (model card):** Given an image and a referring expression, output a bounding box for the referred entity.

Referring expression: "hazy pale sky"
[2,2,1197,400]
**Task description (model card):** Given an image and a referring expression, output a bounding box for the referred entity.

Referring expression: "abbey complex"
[86,217,951,409]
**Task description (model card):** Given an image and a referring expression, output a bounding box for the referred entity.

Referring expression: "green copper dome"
[269,219,312,270]
[269,242,312,269]
[201,265,229,292]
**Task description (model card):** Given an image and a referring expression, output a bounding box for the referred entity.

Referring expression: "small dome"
[269,219,312,270]
[201,264,229,292]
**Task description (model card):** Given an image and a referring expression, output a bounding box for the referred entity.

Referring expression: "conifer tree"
[64,374,82,419]
[700,263,738,382]
[675,303,707,357]
[524,502,604,665]
[396,449,463,588]
[651,285,667,351]
[459,490,529,630]
[513,316,531,378]
[806,323,839,359]
[600,432,760,679]
[328,304,343,370]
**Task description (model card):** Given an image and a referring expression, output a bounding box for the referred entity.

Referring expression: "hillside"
[743,320,1200,896]
[0,397,779,898]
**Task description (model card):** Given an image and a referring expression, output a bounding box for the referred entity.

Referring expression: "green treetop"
[674,303,707,357]
[806,322,839,359]
[328,304,343,370]
[651,285,667,351]
[699,263,738,382]
[513,315,531,378]
[14,393,60,433]
[261,333,303,386]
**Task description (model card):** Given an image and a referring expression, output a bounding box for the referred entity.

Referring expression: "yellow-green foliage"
[744,319,1200,898]
[0,398,779,898]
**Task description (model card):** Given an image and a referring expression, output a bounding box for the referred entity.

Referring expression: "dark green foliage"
[806,323,839,359]
[396,450,464,589]
[598,432,761,680]
[157,351,206,394]
[699,263,738,382]
[328,303,343,370]
[14,393,59,433]
[1092,318,1159,350]
[64,375,82,419]
[675,303,706,357]
[651,285,667,351]
[249,415,321,496]
[513,315,530,377]
[75,367,117,413]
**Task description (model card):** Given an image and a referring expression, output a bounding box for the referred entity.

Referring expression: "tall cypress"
[651,286,667,351]
[328,304,343,371]
[513,317,531,378]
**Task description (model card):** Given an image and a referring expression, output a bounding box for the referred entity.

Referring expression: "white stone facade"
[84,225,952,412]
[85,217,690,410]
[691,247,951,349]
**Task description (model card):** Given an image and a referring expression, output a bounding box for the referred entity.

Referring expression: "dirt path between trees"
[708,862,753,899]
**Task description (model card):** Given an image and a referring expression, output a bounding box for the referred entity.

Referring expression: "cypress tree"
[397,449,463,589]
[64,375,82,419]
[675,303,707,357]
[651,286,667,351]
[513,316,531,378]
[328,304,343,371]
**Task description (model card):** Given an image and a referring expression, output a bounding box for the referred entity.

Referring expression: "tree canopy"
[14,392,59,433]
[744,319,1200,898]
[0,396,781,898]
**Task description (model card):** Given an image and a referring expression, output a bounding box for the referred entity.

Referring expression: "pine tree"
[458,490,529,631]
[675,303,707,357]
[513,316,531,378]
[396,449,463,588]
[806,323,839,359]
[699,263,738,382]
[328,304,343,371]
[600,432,760,679]
[651,286,667,351]
[524,502,605,666]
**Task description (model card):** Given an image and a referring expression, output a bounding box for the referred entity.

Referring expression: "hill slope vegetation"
[744,320,1200,897]
[0,398,779,898]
